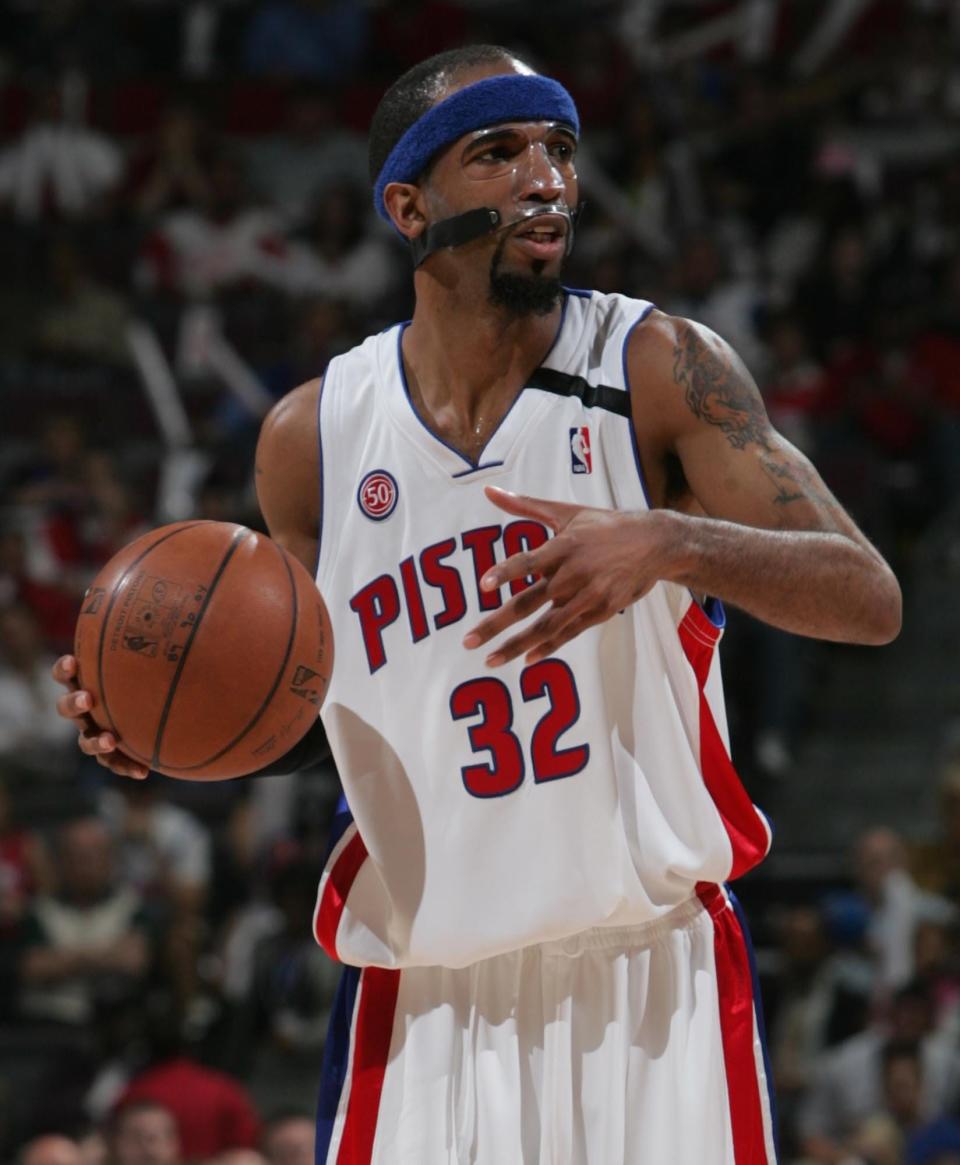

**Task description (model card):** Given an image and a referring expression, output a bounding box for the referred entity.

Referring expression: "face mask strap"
[409,202,584,269]
[409,207,502,268]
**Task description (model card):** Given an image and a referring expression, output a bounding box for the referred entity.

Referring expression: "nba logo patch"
[570,427,592,474]
[358,469,398,520]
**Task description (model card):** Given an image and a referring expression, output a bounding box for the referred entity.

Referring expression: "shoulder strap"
[526,367,631,417]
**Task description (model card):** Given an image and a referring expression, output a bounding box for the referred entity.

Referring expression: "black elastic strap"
[526,366,631,417]
[410,208,501,267]
[249,715,331,778]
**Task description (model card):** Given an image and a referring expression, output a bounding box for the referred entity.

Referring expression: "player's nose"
[515,142,565,203]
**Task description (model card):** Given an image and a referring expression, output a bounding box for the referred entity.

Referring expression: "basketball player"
[54,45,901,1165]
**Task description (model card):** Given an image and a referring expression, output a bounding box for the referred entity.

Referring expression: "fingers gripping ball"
[74,521,333,780]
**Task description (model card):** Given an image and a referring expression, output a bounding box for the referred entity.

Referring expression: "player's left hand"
[463,486,678,666]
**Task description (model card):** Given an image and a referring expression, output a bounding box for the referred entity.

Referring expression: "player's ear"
[383,181,427,242]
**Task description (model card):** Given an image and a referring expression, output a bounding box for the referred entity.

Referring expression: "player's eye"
[549,141,576,164]
[474,146,513,163]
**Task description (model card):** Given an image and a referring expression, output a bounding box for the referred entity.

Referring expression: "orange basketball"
[73,521,333,780]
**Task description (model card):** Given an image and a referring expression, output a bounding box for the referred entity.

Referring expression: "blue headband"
[373,73,580,224]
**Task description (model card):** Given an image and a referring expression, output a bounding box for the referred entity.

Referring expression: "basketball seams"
[83,520,330,779]
[95,521,209,759]
[157,533,303,773]
[150,525,253,769]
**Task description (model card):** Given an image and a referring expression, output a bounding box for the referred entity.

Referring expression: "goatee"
[488,235,562,318]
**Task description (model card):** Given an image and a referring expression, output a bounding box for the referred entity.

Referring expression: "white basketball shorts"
[315,883,777,1164]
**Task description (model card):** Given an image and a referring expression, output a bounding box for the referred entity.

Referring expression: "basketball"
[73,521,333,780]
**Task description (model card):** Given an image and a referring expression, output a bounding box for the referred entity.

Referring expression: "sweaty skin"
[52,56,901,777]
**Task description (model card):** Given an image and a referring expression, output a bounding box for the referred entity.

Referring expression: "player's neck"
[403,288,563,415]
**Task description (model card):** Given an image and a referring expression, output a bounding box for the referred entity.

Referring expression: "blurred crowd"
[1,1,959,1162]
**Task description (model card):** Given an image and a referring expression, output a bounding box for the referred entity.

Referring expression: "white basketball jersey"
[312,289,771,970]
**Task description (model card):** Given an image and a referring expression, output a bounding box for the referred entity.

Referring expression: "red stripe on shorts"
[316,830,369,960]
[698,884,770,1164]
[336,966,401,1164]
[679,604,770,879]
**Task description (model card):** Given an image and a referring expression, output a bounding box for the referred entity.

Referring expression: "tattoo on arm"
[672,321,839,525]
[672,321,773,453]
[761,455,843,529]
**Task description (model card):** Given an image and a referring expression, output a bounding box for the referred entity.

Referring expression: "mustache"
[494,203,575,241]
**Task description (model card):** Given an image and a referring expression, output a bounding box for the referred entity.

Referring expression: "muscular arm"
[631,313,901,644]
[254,378,323,574]
[251,377,333,773]
[465,313,900,665]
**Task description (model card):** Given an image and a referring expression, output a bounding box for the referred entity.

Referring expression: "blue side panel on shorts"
[315,963,362,1165]
[321,792,355,865]
[729,889,779,1158]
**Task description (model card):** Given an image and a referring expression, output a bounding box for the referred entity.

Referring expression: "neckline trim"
[394,291,574,471]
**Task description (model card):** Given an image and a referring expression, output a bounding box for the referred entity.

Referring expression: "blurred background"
[0,1,958,1163]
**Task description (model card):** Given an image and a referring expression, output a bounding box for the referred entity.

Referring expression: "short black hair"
[368,44,531,186]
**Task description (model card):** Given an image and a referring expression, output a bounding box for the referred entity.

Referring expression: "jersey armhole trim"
[620,301,656,510]
[315,367,329,581]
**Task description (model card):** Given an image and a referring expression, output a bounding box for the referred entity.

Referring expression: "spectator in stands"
[17,816,153,1026]
[11,413,89,517]
[0,775,51,1021]
[798,224,881,365]
[32,237,132,367]
[136,147,289,300]
[852,829,913,992]
[0,525,79,657]
[0,78,124,221]
[764,903,872,1151]
[240,0,369,85]
[797,979,960,1163]
[912,900,960,1043]
[854,826,929,996]
[18,1134,85,1165]
[605,95,672,262]
[278,181,399,312]
[844,1040,928,1165]
[11,412,92,578]
[0,776,51,940]
[8,413,122,610]
[233,856,338,1114]
[662,231,767,376]
[98,780,211,912]
[0,603,78,775]
[99,778,211,1013]
[114,998,261,1162]
[73,452,148,571]
[260,1112,313,1165]
[107,1102,181,1165]
[239,89,367,229]
[7,443,145,644]
[760,311,830,457]
[259,297,359,404]
[124,105,214,221]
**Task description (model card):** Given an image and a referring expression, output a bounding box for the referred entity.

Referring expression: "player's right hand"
[53,655,150,780]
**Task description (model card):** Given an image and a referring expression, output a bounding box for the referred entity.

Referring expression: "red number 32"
[449,659,590,798]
